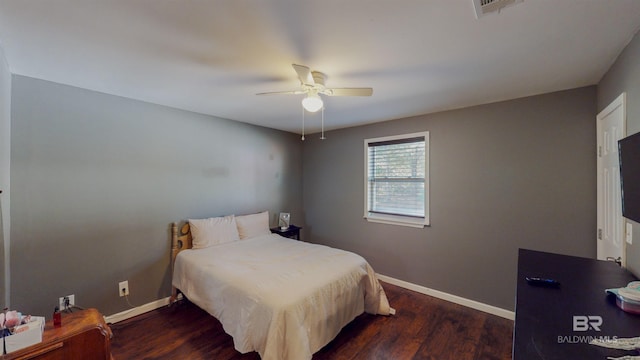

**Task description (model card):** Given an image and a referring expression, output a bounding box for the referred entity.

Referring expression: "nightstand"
[270,225,302,240]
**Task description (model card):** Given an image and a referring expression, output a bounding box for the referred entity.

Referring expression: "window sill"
[364,213,429,228]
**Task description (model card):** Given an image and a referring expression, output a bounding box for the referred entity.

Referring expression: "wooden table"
[1,308,112,360]
[513,249,640,359]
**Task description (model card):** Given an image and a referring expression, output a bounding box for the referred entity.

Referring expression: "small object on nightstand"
[53,307,61,327]
[279,213,290,230]
[271,224,301,240]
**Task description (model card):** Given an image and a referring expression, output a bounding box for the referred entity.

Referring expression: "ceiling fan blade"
[324,88,373,96]
[256,90,305,96]
[292,64,315,86]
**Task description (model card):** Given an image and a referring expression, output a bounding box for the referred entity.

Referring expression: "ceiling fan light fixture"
[302,93,323,112]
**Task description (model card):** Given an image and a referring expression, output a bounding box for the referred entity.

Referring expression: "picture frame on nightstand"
[279,212,290,230]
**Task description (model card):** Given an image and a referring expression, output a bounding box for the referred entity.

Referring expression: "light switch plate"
[626,222,633,245]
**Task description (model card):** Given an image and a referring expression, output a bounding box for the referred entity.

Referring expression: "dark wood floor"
[110,282,513,359]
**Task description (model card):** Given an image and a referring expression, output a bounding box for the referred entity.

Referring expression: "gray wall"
[303,86,597,311]
[598,29,640,275]
[10,75,303,316]
[0,44,10,308]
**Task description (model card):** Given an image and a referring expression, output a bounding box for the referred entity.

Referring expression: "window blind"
[367,136,425,218]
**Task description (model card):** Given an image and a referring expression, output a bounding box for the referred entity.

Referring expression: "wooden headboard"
[170,222,192,303]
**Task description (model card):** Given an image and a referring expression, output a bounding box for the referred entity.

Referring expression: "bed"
[170,212,392,360]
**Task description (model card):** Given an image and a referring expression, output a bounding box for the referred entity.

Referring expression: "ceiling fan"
[257,64,373,112]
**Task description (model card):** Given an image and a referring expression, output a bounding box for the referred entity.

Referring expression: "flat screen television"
[619,131,640,223]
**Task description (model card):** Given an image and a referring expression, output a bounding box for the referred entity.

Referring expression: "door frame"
[597,93,626,264]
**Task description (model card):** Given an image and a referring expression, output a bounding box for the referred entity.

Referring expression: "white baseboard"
[105,277,515,324]
[376,274,515,320]
[104,294,182,324]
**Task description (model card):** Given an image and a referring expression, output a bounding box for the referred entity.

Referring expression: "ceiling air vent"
[473,0,523,18]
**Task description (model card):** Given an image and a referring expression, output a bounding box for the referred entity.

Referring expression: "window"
[364,132,429,227]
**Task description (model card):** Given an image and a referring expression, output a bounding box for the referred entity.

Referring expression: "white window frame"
[364,131,430,228]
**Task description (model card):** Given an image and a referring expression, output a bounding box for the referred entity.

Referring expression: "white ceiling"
[1,1,639,134]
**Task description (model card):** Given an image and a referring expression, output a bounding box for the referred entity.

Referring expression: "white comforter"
[172,233,391,360]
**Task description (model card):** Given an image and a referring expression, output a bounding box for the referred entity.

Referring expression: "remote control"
[525,277,560,287]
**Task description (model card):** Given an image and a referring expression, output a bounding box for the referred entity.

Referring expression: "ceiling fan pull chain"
[301,105,305,141]
[320,107,326,140]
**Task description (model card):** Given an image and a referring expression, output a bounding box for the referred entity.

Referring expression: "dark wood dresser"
[1,308,113,360]
[514,249,640,359]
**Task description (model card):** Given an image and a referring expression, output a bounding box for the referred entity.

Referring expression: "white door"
[597,93,626,264]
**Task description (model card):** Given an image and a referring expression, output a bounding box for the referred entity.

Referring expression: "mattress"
[172,233,391,360]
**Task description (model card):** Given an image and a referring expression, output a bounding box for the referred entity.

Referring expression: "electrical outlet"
[58,294,75,310]
[119,280,129,297]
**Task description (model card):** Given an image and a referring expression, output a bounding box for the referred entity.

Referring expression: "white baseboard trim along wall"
[376,274,515,320]
[105,276,514,324]
[104,294,182,324]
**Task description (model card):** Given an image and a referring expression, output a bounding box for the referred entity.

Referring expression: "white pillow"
[235,211,271,239]
[189,215,240,249]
